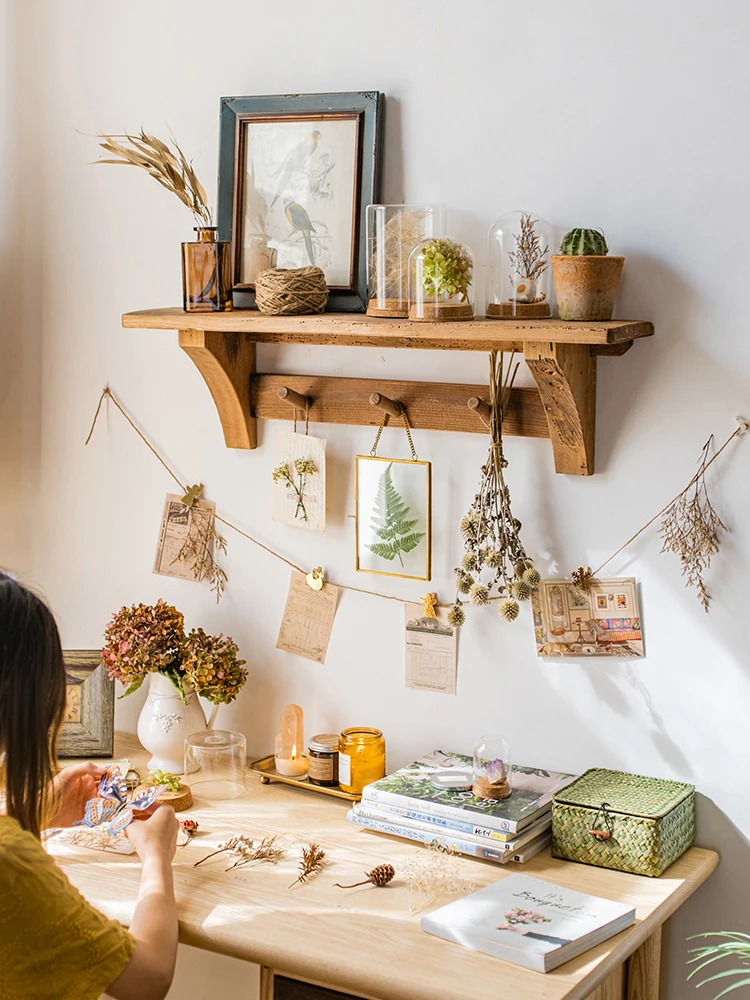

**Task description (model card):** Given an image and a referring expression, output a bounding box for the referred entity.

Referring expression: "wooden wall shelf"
[122,308,654,475]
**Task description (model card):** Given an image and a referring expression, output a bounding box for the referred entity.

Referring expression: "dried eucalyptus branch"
[94,130,212,226]
[659,437,727,611]
[176,503,228,602]
[449,351,539,627]
[289,842,327,888]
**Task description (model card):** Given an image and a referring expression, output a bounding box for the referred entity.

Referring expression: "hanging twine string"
[590,419,747,577]
[85,387,440,606]
[86,387,746,608]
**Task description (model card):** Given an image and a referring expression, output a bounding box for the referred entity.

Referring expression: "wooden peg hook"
[369,392,403,418]
[467,396,491,424]
[277,386,310,411]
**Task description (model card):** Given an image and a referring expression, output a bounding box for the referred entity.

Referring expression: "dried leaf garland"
[94,130,212,226]
[289,842,327,888]
[452,351,538,624]
[659,437,727,611]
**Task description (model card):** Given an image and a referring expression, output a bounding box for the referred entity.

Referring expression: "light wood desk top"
[51,735,718,1000]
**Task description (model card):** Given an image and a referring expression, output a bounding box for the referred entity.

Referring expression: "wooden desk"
[51,736,717,1000]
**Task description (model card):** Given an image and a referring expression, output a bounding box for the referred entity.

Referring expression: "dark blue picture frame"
[218,91,383,312]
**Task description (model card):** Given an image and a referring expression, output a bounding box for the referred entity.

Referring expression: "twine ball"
[255,266,328,315]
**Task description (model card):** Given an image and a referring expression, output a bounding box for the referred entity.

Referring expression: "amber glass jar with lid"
[338,727,386,795]
[307,734,340,787]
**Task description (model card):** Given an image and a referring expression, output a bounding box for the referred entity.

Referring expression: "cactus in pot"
[560,228,609,256]
[552,227,624,321]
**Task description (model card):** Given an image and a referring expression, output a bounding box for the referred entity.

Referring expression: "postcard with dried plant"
[271,430,326,531]
[532,577,644,658]
[153,494,217,584]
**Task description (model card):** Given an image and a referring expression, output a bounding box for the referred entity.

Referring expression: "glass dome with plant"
[486,211,552,319]
[366,204,444,317]
[408,237,474,322]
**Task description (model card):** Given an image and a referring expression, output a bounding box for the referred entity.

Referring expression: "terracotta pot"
[551,255,624,321]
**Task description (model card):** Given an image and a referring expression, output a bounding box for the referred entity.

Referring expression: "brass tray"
[249,754,361,802]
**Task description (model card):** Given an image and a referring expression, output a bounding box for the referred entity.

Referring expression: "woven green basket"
[552,768,695,877]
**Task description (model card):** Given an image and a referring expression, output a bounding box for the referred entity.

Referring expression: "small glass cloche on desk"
[473,735,512,799]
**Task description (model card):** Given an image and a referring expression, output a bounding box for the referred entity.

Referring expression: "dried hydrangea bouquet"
[449,352,539,627]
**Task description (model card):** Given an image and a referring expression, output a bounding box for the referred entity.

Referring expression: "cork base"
[367,298,408,318]
[146,783,194,811]
[472,777,512,800]
[486,301,551,319]
[408,302,474,323]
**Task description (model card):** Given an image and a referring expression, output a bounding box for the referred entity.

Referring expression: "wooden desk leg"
[627,927,662,1000]
[260,966,274,1000]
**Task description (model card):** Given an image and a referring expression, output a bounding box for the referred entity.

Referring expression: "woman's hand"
[126,805,179,863]
[46,762,105,828]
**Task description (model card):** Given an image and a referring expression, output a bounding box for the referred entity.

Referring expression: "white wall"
[4,2,750,997]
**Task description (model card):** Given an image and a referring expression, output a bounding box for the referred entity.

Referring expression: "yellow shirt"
[0,816,135,1000]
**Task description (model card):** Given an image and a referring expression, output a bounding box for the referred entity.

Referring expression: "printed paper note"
[404,603,458,694]
[153,493,216,583]
[276,571,339,664]
[272,430,326,531]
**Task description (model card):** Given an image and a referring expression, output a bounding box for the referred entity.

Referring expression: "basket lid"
[553,768,694,819]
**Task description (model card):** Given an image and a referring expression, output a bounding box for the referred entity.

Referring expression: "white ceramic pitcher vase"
[136,672,207,774]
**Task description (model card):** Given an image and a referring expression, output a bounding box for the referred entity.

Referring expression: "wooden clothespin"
[181,483,204,507]
[306,567,325,591]
[421,593,438,618]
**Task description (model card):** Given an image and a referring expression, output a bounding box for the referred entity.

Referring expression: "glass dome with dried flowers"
[408,236,475,322]
[366,204,445,317]
[102,599,247,772]
[486,212,552,319]
[94,129,231,313]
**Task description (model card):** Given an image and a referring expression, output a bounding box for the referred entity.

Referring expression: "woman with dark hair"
[0,572,180,1000]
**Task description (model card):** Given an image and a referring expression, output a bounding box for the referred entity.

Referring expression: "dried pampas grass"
[94,129,212,226]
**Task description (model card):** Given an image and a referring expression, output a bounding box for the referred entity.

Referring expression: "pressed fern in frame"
[355,456,432,581]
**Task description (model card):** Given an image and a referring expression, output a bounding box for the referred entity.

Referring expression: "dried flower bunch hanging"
[102,599,247,703]
[659,437,727,611]
[507,213,549,284]
[94,130,212,225]
[450,352,539,627]
[289,842,328,888]
[272,458,318,521]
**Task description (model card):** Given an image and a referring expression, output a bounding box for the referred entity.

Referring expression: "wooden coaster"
[486,301,551,319]
[408,302,474,322]
[138,782,193,811]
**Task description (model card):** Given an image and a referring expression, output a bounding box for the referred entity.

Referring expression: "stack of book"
[348,751,576,865]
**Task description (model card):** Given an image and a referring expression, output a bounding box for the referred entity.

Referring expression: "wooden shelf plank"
[123,307,653,349]
[251,374,550,439]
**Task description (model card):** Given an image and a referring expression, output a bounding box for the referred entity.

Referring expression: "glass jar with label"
[307,734,340,787]
[338,727,386,795]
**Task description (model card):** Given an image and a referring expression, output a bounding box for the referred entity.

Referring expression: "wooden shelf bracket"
[177,329,257,449]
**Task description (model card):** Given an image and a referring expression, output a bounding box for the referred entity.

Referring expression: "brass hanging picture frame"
[354,407,432,581]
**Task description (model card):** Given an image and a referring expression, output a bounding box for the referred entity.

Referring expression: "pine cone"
[368,863,395,886]
[499,598,520,622]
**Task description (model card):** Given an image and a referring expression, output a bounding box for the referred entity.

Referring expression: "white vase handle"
[207,704,220,731]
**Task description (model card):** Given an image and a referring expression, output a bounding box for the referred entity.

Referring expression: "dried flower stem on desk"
[659,437,726,611]
[226,835,287,871]
[289,842,327,888]
[401,843,475,915]
[451,351,539,627]
[194,834,255,868]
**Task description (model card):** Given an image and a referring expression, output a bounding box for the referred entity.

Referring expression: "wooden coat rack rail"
[122,309,654,476]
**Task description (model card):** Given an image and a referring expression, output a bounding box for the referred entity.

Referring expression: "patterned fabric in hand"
[76,766,165,836]
[0,816,135,999]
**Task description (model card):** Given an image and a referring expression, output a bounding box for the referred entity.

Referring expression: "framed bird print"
[218,92,383,310]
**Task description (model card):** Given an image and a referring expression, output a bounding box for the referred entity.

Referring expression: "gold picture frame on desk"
[59,650,114,758]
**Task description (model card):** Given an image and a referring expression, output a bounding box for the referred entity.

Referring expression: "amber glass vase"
[181,226,232,312]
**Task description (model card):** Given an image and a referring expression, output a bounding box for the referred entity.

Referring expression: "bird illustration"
[270,130,321,208]
[284,199,316,265]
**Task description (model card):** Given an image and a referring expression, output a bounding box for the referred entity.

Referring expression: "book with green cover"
[362,751,575,834]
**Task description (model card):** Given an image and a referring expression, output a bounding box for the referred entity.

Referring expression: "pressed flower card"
[271,430,326,531]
